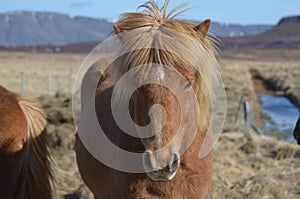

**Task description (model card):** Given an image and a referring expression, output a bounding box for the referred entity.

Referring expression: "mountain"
[0,11,271,47]
[0,11,112,46]
[208,22,270,37]
[223,15,300,49]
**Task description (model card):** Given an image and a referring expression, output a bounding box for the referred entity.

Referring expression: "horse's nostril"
[172,158,178,168]
[164,154,180,173]
[164,165,171,172]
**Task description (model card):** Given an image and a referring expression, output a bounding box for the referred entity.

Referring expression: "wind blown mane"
[112,0,220,130]
[14,96,52,199]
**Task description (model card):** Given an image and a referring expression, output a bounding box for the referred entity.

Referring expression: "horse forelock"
[112,0,220,130]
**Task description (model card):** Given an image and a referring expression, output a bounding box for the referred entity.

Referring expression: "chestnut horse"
[0,85,52,199]
[76,1,220,198]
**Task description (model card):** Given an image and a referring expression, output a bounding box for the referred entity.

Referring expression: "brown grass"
[0,52,85,96]
[0,49,300,198]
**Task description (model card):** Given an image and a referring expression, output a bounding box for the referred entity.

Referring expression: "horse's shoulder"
[0,85,10,94]
[0,89,26,153]
[0,90,21,121]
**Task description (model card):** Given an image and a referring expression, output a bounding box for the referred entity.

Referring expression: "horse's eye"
[184,81,192,91]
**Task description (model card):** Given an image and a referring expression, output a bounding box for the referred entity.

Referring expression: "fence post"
[21,72,26,94]
[244,101,253,136]
[234,94,263,136]
[48,74,52,95]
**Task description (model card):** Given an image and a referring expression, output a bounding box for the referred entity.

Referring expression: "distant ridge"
[278,15,300,25]
[0,11,271,47]
[0,11,112,46]
[202,22,270,37]
[223,15,300,49]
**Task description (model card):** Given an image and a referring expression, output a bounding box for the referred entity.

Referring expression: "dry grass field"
[0,49,300,198]
[0,52,85,96]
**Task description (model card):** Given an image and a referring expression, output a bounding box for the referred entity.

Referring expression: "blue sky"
[0,0,299,24]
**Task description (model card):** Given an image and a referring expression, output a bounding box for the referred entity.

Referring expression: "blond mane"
[18,97,47,138]
[112,0,220,130]
[15,96,52,199]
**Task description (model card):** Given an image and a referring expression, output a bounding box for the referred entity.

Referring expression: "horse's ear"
[194,19,211,38]
[113,24,123,34]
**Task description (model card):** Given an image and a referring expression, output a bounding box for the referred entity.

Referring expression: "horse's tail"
[15,96,52,199]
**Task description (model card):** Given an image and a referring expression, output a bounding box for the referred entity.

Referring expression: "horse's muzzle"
[143,152,180,182]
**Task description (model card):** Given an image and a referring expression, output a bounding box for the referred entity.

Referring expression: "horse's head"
[112,0,218,181]
[128,64,201,181]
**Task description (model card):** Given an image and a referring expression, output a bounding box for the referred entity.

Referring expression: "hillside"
[0,11,271,47]
[0,11,112,46]
[209,22,270,37]
[223,15,300,49]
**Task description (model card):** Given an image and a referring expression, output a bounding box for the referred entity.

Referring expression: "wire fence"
[5,68,75,97]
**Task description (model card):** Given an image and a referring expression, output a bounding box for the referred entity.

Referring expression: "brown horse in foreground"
[0,85,52,199]
[76,1,220,198]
